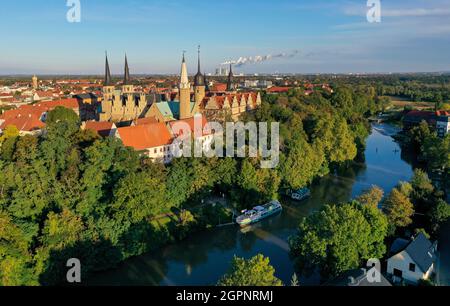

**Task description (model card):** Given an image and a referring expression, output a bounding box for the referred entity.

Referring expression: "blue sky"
[1,0,450,74]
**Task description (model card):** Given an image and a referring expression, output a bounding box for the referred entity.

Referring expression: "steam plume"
[221,50,300,67]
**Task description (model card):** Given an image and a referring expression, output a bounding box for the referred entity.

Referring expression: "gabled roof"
[154,101,195,120]
[168,115,211,138]
[266,86,290,93]
[0,98,79,132]
[117,122,172,150]
[0,114,44,132]
[85,121,115,137]
[390,233,436,273]
[135,116,158,126]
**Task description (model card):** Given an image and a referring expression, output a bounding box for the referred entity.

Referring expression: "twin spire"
[104,52,112,86]
[103,52,131,86]
[103,49,214,90]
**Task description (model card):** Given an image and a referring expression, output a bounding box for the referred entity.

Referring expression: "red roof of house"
[117,122,172,150]
[168,115,211,138]
[0,113,45,132]
[135,117,158,126]
[85,121,115,137]
[267,87,290,93]
[38,98,79,109]
[0,98,79,132]
[211,83,227,92]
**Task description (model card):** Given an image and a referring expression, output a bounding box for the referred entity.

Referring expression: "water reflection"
[88,124,415,286]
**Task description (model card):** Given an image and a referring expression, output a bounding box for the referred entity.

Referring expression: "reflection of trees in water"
[87,252,170,286]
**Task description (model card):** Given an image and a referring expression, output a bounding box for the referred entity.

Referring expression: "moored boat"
[235,200,282,227]
[286,187,311,201]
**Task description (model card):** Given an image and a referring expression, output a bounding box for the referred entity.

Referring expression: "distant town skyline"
[1,0,450,75]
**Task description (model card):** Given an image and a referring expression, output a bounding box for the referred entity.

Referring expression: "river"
[87,123,431,286]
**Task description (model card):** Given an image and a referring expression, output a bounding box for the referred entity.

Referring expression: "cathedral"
[99,54,150,122]
[98,49,261,123]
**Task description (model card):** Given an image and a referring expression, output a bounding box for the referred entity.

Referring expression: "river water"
[88,124,421,286]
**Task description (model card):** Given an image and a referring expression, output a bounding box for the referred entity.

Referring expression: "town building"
[99,54,150,122]
[0,98,82,135]
[98,50,260,124]
[402,110,450,137]
[83,121,117,137]
[387,233,438,285]
[436,111,450,137]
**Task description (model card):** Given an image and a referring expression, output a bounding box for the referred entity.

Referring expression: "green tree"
[46,106,80,126]
[217,254,283,286]
[356,186,384,207]
[428,199,450,232]
[382,188,414,230]
[289,202,388,278]
[281,134,324,189]
[112,171,167,223]
[0,125,19,144]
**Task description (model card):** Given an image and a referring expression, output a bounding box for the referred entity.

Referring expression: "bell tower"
[193,46,206,105]
[100,52,115,121]
[179,52,191,120]
[122,54,134,94]
[102,52,115,99]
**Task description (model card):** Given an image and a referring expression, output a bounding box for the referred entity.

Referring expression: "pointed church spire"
[194,45,205,87]
[180,51,189,89]
[226,62,234,91]
[124,54,130,85]
[104,52,112,86]
[197,45,201,74]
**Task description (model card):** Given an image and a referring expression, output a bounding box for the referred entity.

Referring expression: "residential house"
[436,111,450,137]
[83,121,117,137]
[114,122,174,163]
[387,233,438,285]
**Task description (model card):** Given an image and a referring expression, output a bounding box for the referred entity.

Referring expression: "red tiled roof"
[211,83,227,92]
[0,114,45,132]
[117,122,172,150]
[168,115,211,137]
[85,121,114,137]
[38,98,79,109]
[267,87,290,93]
[0,98,80,132]
[135,117,158,126]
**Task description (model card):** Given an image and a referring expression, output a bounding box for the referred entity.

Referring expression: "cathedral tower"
[193,46,206,105]
[122,55,134,93]
[179,52,191,120]
[103,52,115,99]
[100,52,115,121]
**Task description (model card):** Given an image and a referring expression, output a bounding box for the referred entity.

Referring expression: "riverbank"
[87,123,422,286]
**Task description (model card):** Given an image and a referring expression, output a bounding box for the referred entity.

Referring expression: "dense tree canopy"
[289,201,388,279]
[217,254,283,286]
[0,81,382,285]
